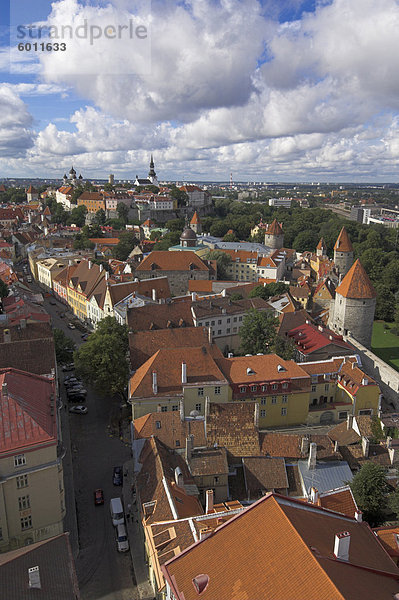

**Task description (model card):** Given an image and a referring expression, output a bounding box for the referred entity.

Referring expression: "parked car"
[81,333,89,340]
[64,377,79,385]
[62,363,74,372]
[68,394,87,403]
[69,405,88,414]
[64,381,82,389]
[68,322,76,330]
[116,523,129,552]
[113,466,123,486]
[94,489,104,505]
[67,385,86,393]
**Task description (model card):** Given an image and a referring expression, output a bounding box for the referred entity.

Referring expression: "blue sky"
[1,0,399,181]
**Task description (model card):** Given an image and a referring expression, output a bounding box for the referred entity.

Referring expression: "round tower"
[329,259,376,348]
[264,219,284,250]
[334,227,353,278]
[180,227,197,248]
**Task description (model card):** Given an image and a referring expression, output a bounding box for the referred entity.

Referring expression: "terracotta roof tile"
[216,353,310,385]
[260,433,339,461]
[190,211,200,224]
[189,447,229,477]
[335,259,377,299]
[242,457,288,497]
[133,411,206,449]
[206,402,260,458]
[265,219,284,235]
[127,301,194,331]
[136,251,209,272]
[334,227,353,252]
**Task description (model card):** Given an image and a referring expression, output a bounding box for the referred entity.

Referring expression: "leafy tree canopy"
[0,279,9,299]
[204,250,232,280]
[239,309,279,355]
[112,231,139,261]
[53,328,75,364]
[74,317,129,398]
[350,462,388,526]
[249,283,289,300]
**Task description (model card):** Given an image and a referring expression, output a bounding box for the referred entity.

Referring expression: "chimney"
[152,371,158,394]
[362,436,370,458]
[387,436,393,449]
[179,399,184,422]
[99,264,103,272]
[254,403,259,429]
[310,487,319,504]
[208,327,212,344]
[191,291,197,301]
[334,440,339,452]
[355,510,362,522]
[334,531,350,561]
[174,466,183,487]
[361,377,368,386]
[347,414,353,430]
[181,362,187,384]
[221,288,226,297]
[206,489,214,514]
[88,260,92,269]
[3,329,11,343]
[156,404,162,413]
[152,288,157,302]
[301,436,310,456]
[185,434,194,463]
[2,382,8,397]
[105,271,109,281]
[308,442,317,470]
[28,566,41,589]
[41,214,44,222]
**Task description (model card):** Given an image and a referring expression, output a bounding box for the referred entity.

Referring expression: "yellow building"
[0,369,65,552]
[214,354,311,429]
[67,259,105,322]
[221,249,259,282]
[302,357,381,426]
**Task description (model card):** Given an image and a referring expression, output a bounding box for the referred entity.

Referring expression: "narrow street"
[41,293,138,600]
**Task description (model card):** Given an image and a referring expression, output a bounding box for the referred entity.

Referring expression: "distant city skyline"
[1,1,399,182]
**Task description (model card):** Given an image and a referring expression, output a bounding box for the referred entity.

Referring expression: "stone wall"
[331,294,376,348]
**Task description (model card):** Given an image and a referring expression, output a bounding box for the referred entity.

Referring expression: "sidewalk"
[123,459,155,600]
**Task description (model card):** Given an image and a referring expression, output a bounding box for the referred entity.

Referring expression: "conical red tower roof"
[266,219,283,235]
[335,259,376,299]
[334,227,353,252]
[316,237,326,250]
[190,211,200,225]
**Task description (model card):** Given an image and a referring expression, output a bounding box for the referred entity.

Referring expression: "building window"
[282,382,288,389]
[240,386,247,393]
[281,408,287,416]
[227,318,231,323]
[282,395,288,403]
[18,495,30,511]
[218,320,222,325]
[359,409,373,416]
[260,409,266,417]
[261,385,267,392]
[176,440,180,447]
[205,321,209,326]
[324,384,329,391]
[16,475,28,489]
[233,317,237,322]
[20,516,32,531]
[261,397,266,405]
[14,454,26,467]
[214,477,219,484]
[227,328,231,333]
[211,321,215,326]
[271,396,277,404]
[161,406,168,412]
[198,387,204,396]
[195,403,202,412]
[214,386,221,395]
[311,385,316,392]
[218,330,222,335]
[172,405,179,411]
[272,384,278,390]
[155,421,161,429]
[239,316,242,321]
[338,411,348,419]
[251,385,257,392]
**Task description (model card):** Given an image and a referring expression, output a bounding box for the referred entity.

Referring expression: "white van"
[116,523,129,552]
[110,497,124,527]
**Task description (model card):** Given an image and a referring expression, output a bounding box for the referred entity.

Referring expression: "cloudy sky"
[1,0,399,182]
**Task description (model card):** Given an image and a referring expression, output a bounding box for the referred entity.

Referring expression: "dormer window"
[240,386,247,393]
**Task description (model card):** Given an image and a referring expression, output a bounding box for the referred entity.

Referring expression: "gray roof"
[297,460,353,497]
[0,533,80,599]
[197,236,271,254]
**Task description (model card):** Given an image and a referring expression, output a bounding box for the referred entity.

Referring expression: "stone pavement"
[123,459,155,600]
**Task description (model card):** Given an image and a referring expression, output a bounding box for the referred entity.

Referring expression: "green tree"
[350,462,388,526]
[116,203,129,225]
[273,335,295,360]
[53,328,75,364]
[153,231,181,250]
[169,185,188,207]
[112,231,139,261]
[204,250,232,280]
[375,284,396,322]
[239,309,279,355]
[249,283,288,300]
[74,317,129,398]
[67,205,88,227]
[0,280,9,299]
[103,183,115,192]
[93,208,106,225]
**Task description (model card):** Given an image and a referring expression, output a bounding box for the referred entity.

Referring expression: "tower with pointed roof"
[190,211,202,234]
[264,219,284,250]
[316,237,327,258]
[334,227,353,278]
[329,259,377,347]
[148,154,159,186]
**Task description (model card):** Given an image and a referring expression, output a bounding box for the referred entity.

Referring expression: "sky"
[1,0,399,182]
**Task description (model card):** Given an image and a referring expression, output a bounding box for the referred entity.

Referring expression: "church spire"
[148,154,156,178]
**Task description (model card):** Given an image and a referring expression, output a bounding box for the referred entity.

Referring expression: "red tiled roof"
[288,323,353,355]
[335,259,377,299]
[334,227,353,252]
[216,353,309,384]
[0,369,56,454]
[265,219,283,235]
[190,211,200,224]
[136,251,209,272]
[317,237,326,250]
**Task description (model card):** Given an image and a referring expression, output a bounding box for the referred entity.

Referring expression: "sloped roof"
[243,457,288,496]
[0,323,55,375]
[127,300,194,331]
[288,323,353,355]
[190,211,200,224]
[136,251,209,272]
[190,447,229,477]
[317,486,358,518]
[78,191,104,201]
[334,227,353,252]
[134,411,206,449]
[265,219,283,235]
[162,493,399,600]
[206,402,261,458]
[0,368,56,454]
[335,259,377,299]
[317,237,326,250]
[278,309,312,336]
[260,433,339,461]
[216,353,309,385]
[26,185,37,193]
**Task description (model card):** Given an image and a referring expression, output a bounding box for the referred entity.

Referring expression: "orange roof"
[265,219,283,235]
[43,205,51,216]
[26,185,37,193]
[89,237,120,245]
[216,354,309,385]
[374,526,399,558]
[334,227,353,252]
[317,237,326,250]
[335,259,377,299]
[317,487,358,518]
[190,211,200,224]
[58,186,73,194]
[162,493,399,600]
[136,251,209,272]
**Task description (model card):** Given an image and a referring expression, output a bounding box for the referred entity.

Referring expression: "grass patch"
[371,321,399,372]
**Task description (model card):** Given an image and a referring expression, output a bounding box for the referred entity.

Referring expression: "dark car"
[94,489,104,505]
[113,466,123,486]
[69,405,88,415]
[68,394,87,403]
[62,363,74,372]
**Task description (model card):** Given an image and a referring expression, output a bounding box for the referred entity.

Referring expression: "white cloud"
[0,86,34,157]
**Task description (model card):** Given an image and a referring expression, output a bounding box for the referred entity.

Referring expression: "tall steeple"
[148,154,156,178]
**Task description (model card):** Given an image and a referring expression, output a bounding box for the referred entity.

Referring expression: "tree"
[112,231,139,260]
[67,205,88,227]
[53,328,76,364]
[116,202,129,225]
[169,185,188,207]
[239,309,279,355]
[74,317,129,399]
[249,283,288,300]
[375,284,396,322]
[0,280,8,299]
[153,231,181,250]
[204,250,232,280]
[93,208,106,225]
[350,462,388,526]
